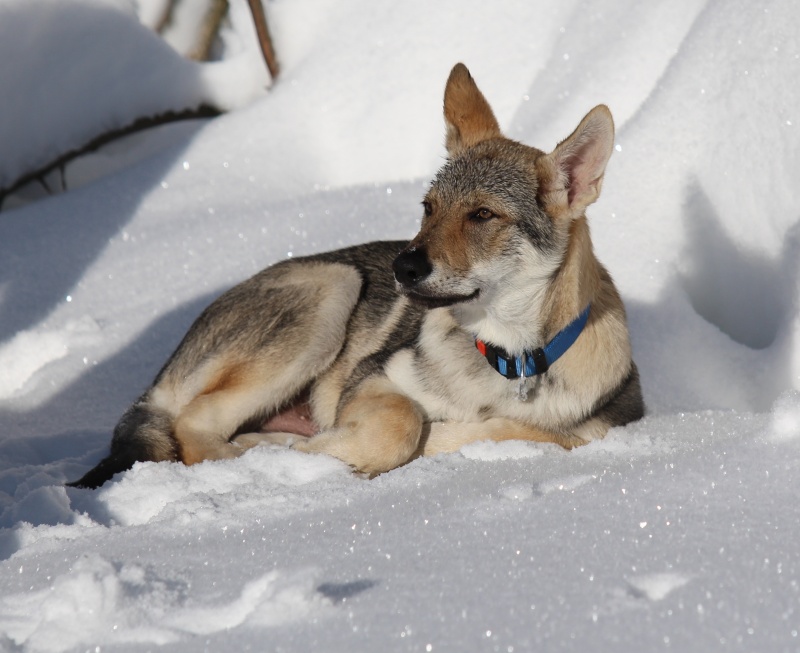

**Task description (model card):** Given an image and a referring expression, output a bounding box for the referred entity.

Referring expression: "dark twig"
[246,0,279,80]
[155,0,180,34]
[190,0,229,61]
[0,105,220,212]
[38,175,52,195]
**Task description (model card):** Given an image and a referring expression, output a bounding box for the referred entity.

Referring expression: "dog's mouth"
[403,288,480,308]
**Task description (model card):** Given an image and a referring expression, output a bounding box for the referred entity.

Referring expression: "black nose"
[393,247,432,287]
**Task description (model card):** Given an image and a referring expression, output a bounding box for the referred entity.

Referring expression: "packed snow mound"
[1,0,800,651]
[0,554,328,651]
[0,0,269,192]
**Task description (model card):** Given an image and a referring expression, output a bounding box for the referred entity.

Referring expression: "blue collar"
[475,304,591,379]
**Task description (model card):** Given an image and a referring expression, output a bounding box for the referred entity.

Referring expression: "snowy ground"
[1,0,800,651]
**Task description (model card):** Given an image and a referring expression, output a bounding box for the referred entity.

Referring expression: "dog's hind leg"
[293,376,425,475]
[71,261,363,487]
[167,263,364,465]
[170,358,323,464]
[172,374,277,464]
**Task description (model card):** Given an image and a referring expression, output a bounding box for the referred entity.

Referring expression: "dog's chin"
[403,288,480,309]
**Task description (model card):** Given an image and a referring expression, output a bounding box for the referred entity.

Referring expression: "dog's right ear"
[443,63,502,155]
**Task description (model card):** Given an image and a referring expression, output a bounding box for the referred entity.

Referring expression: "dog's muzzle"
[392,247,432,288]
[393,246,479,308]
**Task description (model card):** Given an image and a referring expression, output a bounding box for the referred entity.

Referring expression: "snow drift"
[1,0,799,651]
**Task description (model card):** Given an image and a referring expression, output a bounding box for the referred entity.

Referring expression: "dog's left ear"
[443,63,502,155]
[537,105,615,217]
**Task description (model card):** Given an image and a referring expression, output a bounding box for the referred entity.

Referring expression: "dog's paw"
[290,432,336,456]
[233,432,304,449]
[292,430,380,476]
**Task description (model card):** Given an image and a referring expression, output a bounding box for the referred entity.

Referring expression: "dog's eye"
[422,201,432,217]
[473,208,496,221]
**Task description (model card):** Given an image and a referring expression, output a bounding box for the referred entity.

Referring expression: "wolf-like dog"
[70,63,644,489]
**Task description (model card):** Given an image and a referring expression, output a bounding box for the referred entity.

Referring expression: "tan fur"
[294,377,425,476]
[537,216,633,427]
[310,297,410,429]
[543,216,600,329]
[224,70,633,467]
[158,261,363,464]
[174,371,264,464]
[443,63,502,154]
[70,64,643,491]
[407,208,472,274]
[419,418,585,457]
[375,66,638,458]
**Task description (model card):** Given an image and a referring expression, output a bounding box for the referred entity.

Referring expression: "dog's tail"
[67,400,177,489]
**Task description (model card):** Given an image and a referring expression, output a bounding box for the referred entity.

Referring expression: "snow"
[0,0,269,194]
[1,0,800,651]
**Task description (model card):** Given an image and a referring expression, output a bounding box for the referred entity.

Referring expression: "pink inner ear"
[565,153,590,204]
[563,136,606,205]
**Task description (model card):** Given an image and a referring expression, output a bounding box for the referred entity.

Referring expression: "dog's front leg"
[419,417,588,457]
[293,377,425,475]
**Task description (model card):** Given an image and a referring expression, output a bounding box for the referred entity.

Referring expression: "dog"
[70,63,644,489]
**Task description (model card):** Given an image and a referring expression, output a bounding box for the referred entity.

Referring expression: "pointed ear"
[537,105,615,216]
[443,63,502,155]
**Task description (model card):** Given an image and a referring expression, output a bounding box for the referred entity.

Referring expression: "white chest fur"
[384,309,586,429]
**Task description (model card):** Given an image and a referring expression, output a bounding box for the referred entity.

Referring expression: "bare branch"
[189,0,229,62]
[246,0,279,81]
[155,0,181,34]
[0,105,220,212]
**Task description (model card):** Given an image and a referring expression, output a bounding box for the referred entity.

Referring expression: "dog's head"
[393,63,614,314]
